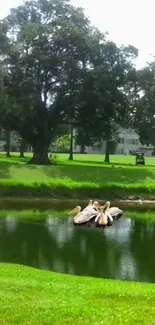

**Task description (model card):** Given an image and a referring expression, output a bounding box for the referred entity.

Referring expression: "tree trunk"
[19,139,25,158]
[104,140,110,163]
[68,123,74,161]
[80,144,85,154]
[6,130,11,158]
[27,143,51,165]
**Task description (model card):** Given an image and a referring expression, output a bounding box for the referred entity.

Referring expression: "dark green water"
[0,210,155,283]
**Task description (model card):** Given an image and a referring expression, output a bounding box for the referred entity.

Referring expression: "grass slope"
[0,153,155,198]
[0,263,155,325]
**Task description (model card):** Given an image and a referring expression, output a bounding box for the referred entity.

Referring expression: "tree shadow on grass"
[0,155,29,165]
[73,159,155,168]
[42,164,155,185]
[0,163,12,179]
[0,161,37,180]
[72,159,130,166]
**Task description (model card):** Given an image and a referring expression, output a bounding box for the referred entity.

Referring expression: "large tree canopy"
[134,64,155,147]
[75,42,138,161]
[1,0,96,164]
[0,0,139,164]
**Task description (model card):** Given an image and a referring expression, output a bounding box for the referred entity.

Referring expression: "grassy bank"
[0,179,154,199]
[0,153,155,199]
[0,263,154,325]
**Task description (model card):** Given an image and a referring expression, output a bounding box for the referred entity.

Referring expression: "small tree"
[5,129,11,157]
[56,134,71,152]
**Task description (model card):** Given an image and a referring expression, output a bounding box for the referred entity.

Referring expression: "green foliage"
[56,134,71,151]
[135,63,155,146]
[0,179,154,199]
[0,0,95,164]
[0,0,139,164]
[77,43,138,132]
[75,43,138,162]
[0,21,10,54]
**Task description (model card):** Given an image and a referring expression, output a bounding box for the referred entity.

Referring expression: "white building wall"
[0,141,5,151]
[74,128,154,156]
[75,142,106,154]
[116,128,140,154]
[116,128,154,155]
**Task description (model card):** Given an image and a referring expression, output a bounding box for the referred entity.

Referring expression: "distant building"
[74,128,154,156]
[116,129,153,156]
[0,140,5,151]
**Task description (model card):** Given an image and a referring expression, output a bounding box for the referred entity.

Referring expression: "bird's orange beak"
[68,207,79,215]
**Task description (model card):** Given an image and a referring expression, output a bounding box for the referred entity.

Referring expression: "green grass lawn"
[1,152,155,166]
[0,263,154,325]
[0,153,155,184]
[0,152,155,198]
[56,153,155,167]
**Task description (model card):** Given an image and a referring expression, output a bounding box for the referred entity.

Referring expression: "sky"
[1,0,155,68]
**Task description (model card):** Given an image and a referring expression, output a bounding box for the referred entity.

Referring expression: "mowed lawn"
[0,263,155,325]
[0,153,155,187]
[57,153,155,167]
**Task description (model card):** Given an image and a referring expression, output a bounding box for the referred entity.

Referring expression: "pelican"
[95,205,113,226]
[86,200,100,210]
[102,201,123,219]
[68,201,100,225]
[88,200,93,206]
[92,201,100,210]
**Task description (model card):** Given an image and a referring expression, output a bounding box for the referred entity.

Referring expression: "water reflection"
[0,212,155,283]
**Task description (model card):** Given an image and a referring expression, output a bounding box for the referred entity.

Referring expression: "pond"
[0,206,155,283]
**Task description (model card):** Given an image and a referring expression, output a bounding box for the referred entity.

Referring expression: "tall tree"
[134,64,155,148]
[76,42,138,162]
[1,0,95,164]
[0,0,139,165]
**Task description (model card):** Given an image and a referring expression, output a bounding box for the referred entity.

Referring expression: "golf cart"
[136,152,145,165]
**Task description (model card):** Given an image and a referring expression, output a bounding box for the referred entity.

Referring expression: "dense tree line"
[0,0,154,165]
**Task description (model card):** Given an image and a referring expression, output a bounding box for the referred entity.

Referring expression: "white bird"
[68,201,99,225]
[102,201,123,219]
[95,205,113,226]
